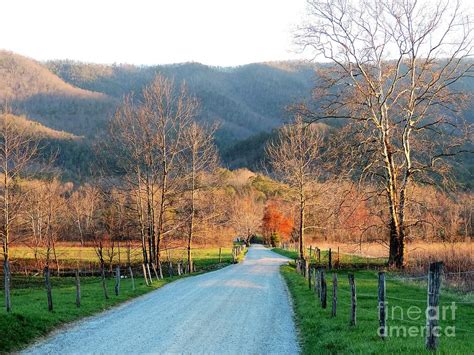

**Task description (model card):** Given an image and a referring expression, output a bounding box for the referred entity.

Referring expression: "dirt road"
[25,245,299,354]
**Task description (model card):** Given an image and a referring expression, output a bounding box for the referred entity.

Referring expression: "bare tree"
[296,0,473,267]
[266,115,324,259]
[181,122,219,272]
[0,108,39,312]
[108,75,196,275]
[230,191,264,245]
[36,178,68,311]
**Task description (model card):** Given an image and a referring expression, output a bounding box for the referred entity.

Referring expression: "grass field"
[272,247,387,268]
[7,245,235,267]
[0,247,236,352]
[274,248,474,354]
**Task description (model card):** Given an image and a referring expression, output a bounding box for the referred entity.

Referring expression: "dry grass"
[306,240,474,292]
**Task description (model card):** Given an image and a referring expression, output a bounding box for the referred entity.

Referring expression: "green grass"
[0,247,240,352]
[273,247,387,268]
[281,264,474,354]
[9,246,235,266]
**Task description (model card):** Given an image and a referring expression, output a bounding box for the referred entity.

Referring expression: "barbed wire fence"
[292,249,474,352]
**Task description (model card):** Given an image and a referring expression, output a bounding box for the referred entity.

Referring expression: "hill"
[0,113,94,181]
[46,60,316,142]
[0,51,115,136]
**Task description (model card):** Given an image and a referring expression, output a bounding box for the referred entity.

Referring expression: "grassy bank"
[0,247,236,352]
[280,264,474,354]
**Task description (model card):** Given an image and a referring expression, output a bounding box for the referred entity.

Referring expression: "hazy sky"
[0,0,307,66]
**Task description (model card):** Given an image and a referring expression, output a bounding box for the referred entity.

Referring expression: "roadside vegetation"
[280,262,474,354]
[0,247,241,352]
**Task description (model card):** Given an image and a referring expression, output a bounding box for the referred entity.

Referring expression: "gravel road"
[24,245,299,354]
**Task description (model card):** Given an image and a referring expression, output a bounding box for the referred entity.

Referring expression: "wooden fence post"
[219,247,222,263]
[328,248,332,270]
[44,266,53,311]
[75,269,81,307]
[348,273,356,326]
[426,262,443,351]
[321,270,327,308]
[332,273,337,317]
[308,265,312,289]
[317,248,321,263]
[378,272,386,339]
[305,259,309,279]
[114,266,120,296]
[309,246,313,260]
[129,265,135,290]
[315,268,321,298]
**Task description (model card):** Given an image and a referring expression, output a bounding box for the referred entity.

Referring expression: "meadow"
[273,248,474,354]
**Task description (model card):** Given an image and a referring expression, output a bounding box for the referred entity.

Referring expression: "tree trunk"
[383,135,405,269]
[101,263,109,299]
[187,187,195,274]
[299,190,305,260]
[3,258,11,312]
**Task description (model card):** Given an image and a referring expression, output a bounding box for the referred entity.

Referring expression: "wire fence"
[293,256,474,352]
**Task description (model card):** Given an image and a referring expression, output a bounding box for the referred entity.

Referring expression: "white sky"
[0,0,307,67]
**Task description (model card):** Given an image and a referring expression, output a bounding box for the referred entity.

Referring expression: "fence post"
[332,273,337,317]
[328,248,332,270]
[426,261,443,351]
[378,272,386,339]
[315,268,321,298]
[309,246,313,260]
[348,273,356,326]
[317,248,321,263]
[321,269,327,308]
[308,265,312,289]
[75,269,81,307]
[219,247,222,263]
[114,265,120,296]
[44,266,53,312]
[304,259,309,279]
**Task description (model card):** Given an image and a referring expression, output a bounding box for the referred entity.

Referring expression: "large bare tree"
[266,115,324,260]
[0,108,39,312]
[108,75,196,274]
[296,0,473,267]
[181,122,219,272]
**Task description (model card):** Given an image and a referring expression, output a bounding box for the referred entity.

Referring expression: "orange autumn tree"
[262,201,294,246]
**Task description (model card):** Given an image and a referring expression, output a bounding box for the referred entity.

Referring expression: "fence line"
[292,256,472,352]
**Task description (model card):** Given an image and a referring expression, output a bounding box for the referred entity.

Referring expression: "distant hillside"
[1,113,78,140]
[1,51,472,184]
[0,51,115,136]
[46,60,316,142]
[0,113,93,181]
